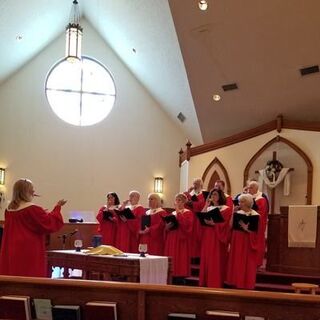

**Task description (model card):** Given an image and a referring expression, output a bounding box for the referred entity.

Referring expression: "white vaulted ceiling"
[2,0,320,145]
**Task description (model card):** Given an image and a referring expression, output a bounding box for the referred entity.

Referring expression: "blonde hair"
[175,193,187,203]
[8,178,34,210]
[148,193,161,208]
[129,190,141,198]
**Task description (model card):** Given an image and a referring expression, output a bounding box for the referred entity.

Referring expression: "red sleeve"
[96,207,104,223]
[127,206,145,234]
[25,205,64,234]
[176,210,193,236]
[249,219,260,250]
[149,211,166,239]
[216,206,232,244]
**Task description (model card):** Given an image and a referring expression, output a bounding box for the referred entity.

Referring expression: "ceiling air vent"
[300,65,319,76]
[177,112,186,123]
[222,83,238,91]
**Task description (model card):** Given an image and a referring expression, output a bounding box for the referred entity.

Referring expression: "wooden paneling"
[47,223,98,250]
[267,207,320,275]
[0,276,320,320]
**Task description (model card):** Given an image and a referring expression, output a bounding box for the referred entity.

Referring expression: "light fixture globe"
[198,0,208,11]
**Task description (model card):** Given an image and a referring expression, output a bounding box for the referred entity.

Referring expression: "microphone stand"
[58,230,78,250]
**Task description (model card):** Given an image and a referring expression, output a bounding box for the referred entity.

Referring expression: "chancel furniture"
[267,206,320,276]
[1,275,320,320]
[47,222,98,250]
[47,250,172,284]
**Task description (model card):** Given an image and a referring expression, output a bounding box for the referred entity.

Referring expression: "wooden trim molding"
[243,135,313,204]
[190,120,277,157]
[202,157,231,195]
[178,116,320,161]
[283,119,320,132]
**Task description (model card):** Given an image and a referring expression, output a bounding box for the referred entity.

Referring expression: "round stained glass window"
[45,56,116,126]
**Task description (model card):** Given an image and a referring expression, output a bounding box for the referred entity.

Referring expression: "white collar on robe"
[172,208,189,216]
[104,205,119,210]
[146,208,163,215]
[189,189,204,196]
[250,191,263,200]
[236,209,259,216]
[128,204,143,210]
[207,205,228,212]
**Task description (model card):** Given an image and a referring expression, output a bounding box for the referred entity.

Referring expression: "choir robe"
[139,208,167,256]
[225,194,234,211]
[185,191,207,258]
[115,205,145,253]
[253,192,269,266]
[0,204,64,277]
[199,205,232,288]
[96,205,118,247]
[226,209,260,289]
[164,209,193,277]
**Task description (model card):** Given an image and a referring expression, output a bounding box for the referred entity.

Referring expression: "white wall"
[0,19,186,220]
[188,129,320,208]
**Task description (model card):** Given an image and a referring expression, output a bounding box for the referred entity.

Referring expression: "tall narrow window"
[45,56,116,126]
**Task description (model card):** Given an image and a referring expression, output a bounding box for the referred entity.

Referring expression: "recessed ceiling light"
[16,35,23,41]
[213,94,221,101]
[198,0,208,11]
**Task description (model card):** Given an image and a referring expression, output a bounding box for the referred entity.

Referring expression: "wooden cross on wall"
[256,151,294,213]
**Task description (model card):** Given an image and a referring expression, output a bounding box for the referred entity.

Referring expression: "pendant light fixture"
[65,0,82,62]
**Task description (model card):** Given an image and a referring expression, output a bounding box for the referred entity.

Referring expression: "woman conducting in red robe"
[139,193,167,255]
[115,190,145,253]
[96,192,120,247]
[226,193,260,289]
[198,188,232,288]
[0,178,66,277]
[164,193,193,284]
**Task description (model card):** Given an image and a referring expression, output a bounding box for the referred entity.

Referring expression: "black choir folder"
[141,215,151,230]
[103,210,114,221]
[115,208,135,219]
[191,191,209,202]
[162,214,179,230]
[0,295,32,320]
[204,310,240,319]
[196,207,224,226]
[232,213,259,232]
[84,301,117,320]
[52,305,81,320]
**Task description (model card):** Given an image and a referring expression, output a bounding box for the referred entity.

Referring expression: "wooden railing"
[0,276,320,320]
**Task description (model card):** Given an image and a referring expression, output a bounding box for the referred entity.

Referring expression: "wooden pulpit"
[267,206,320,276]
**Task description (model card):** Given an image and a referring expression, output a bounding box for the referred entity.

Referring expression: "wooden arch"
[243,135,313,205]
[202,157,231,194]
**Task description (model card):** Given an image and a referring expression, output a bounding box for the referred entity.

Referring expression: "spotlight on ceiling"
[198,0,208,11]
[213,94,221,102]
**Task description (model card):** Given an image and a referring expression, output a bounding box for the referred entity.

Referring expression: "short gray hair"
[239,193,254,208]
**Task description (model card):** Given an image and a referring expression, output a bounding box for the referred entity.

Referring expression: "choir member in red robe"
[247,180,269,267]
[214,180,234,210]
[96,192,120,247]
[0,179,66,277]
[226,193,260,289]
[139,193,167,255]
[164,193,193,284]
[198,189,232,288]
[115,190,145,253]
[184,178,207,258]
